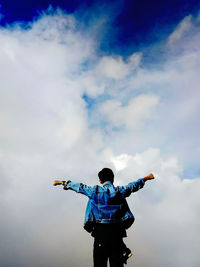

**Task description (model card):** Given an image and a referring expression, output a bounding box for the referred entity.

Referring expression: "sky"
[0,0,200,266]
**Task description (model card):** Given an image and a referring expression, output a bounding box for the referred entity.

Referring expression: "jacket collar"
[103,181,113,187]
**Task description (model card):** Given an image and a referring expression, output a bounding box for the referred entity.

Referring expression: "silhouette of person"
[54,168,154,266]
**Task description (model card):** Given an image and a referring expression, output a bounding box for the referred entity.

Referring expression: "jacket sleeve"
[118,178,145,198]
[63,181,94,198]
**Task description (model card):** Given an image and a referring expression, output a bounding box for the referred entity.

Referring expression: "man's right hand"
[143,173,155,182]
[53,180,63,186]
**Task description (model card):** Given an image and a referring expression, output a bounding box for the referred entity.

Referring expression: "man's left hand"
[143,173,155,182]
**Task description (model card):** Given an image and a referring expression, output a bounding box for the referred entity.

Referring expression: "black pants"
[93,237,124,267]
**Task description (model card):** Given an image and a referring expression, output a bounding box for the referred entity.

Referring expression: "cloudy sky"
[0,1,200,266]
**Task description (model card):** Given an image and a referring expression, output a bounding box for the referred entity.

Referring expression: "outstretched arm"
[119,173,155,197]
[53,179,94,198]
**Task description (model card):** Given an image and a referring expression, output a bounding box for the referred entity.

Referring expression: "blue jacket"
[64,179,145,233]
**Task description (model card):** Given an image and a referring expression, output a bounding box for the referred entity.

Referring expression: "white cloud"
[96,52,142,79]
[110,153,132,171]
[168,15,193,47]
[168,14,200,53]
[100,94,159,128]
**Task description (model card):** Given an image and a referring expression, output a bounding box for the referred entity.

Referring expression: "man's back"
[84,181,137,231]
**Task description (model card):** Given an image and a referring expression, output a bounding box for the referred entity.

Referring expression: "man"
[53,168,154,267]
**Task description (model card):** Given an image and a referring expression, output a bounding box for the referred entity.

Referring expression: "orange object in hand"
[53,180,63,186]
[143,173,154,182]
[147,173,154,179]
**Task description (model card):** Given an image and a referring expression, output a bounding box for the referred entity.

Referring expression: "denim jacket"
[64,179,145,233]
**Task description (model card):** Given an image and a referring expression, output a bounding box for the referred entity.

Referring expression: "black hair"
[98,168,114,184]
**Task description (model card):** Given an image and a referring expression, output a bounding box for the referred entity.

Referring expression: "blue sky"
[1,0,200,55]
[0,1,200,267]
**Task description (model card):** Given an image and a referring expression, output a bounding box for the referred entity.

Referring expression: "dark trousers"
[93,237,124,267]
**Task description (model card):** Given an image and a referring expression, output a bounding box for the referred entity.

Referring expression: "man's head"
[98,168,114,184]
